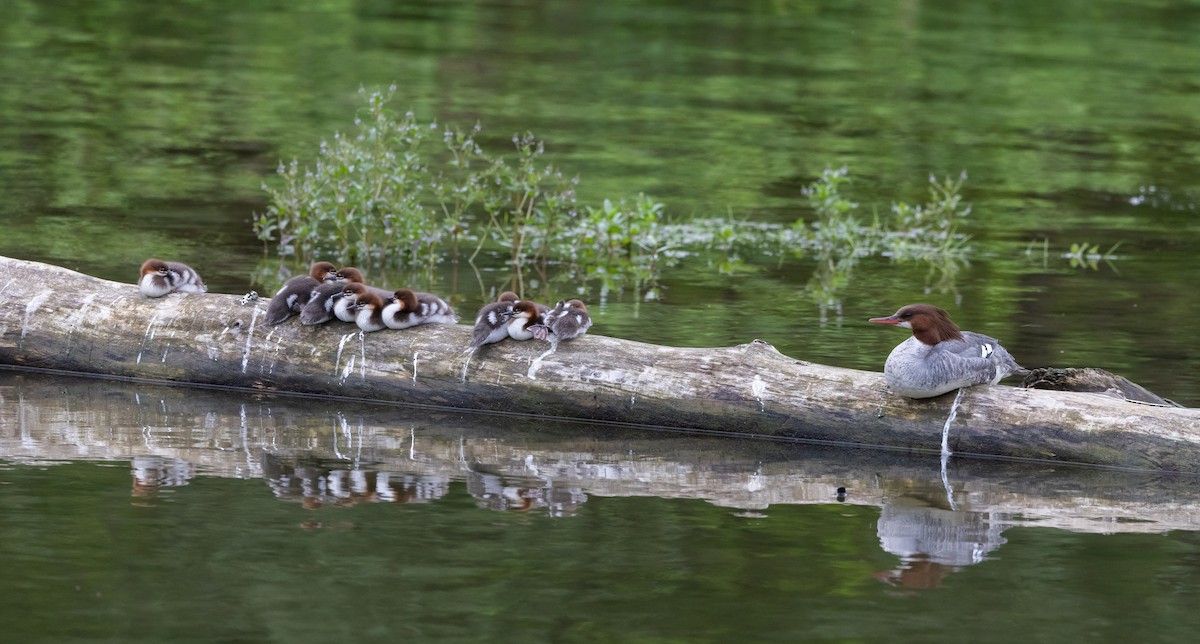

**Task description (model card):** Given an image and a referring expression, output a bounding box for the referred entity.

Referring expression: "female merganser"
[265,261,339,325]
[506,300,547,341]
[869,303,1027,398]
[332,268,393,322]
[469,291,521,348]
[381,288,458,329]
[139,258,207,297]
[352,291,389,333]
[531,299,592,343]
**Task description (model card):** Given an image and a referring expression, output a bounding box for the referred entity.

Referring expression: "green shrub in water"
[252,87,983,304]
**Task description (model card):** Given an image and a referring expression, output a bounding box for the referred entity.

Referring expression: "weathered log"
[1024,367,1181,407]
[1,255,1198,471]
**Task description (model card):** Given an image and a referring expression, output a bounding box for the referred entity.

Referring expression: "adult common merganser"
[138,258,207,297]
[469,291,521,348]
[531,299,592,343]
[381,289,458,329]
[506,300,547,341]
[352,291,389,333]
[265,261,339,325]
[332,268,393,322]
[869,303,1027,398]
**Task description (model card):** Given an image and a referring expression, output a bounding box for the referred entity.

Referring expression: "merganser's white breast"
[333,290,359,322]
[353,293,388,332]
[506,300,545,341]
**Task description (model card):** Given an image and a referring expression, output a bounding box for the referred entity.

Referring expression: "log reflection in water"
[2,370,1198,589]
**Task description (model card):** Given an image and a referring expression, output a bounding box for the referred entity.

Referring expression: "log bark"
[2,255,1199,472]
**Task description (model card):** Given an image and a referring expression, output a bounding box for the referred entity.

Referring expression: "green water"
[2,1,1200,640]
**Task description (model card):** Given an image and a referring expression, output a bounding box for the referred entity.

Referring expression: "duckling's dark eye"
[900,312,912,319]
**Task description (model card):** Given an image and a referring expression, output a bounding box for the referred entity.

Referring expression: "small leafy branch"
[253,86,580,271]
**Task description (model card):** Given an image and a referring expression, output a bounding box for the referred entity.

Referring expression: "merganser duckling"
[352,291,389,333]
[469,291,521,348]
[506,300,547,341]
[531,299,592,343]
[265,261,338,325]
[299,266,366,325]
[299,280,346,325]
[138,258,207,297]
[332,268,393,322]
[381,288,459,329]
[869,303,1027,398]
[335,282,369,323]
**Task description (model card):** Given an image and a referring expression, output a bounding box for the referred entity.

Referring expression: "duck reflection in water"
[872,494,1007,591]
[262,457,450,510]
[130,455,194,502]
[466,464,587,518]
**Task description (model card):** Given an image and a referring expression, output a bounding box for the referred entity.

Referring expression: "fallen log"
[1,255,1198,471]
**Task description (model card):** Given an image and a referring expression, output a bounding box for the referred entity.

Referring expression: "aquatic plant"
[251,88,980,305]
[1066,240,1123,271]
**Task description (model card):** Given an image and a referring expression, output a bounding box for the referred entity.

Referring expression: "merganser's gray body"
[883,332,1024,398]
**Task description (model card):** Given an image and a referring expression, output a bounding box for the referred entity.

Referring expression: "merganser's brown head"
[342,282,369,302]
[354,291,385,311]
[392,288,420,312]
[336,267,365,283]
[869,304,963,345]
[496,291,519,303]
[309,262,339,281]
[564,299,587,312]
[510,300,543,324]
[140,258,169,277]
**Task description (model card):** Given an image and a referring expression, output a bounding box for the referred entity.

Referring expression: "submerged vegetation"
[252,88,1117,305]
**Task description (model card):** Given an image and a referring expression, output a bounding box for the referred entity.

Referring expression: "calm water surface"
[3,371,1200,643]
[2,1,1200,640]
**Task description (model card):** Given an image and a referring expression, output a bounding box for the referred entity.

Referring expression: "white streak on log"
[334,332,355,377]
[527,345,556,379]
[412,352,420,385]
[359,331,366,382]
[460,347,476,382]
[240,307,261,374]
[136,312,160,365]
[942,388,965,459]
[340,355,357,385]
[21,288,53,340]
[751,374,767,411]
[65,293,95,335]
[260,328,278,375]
